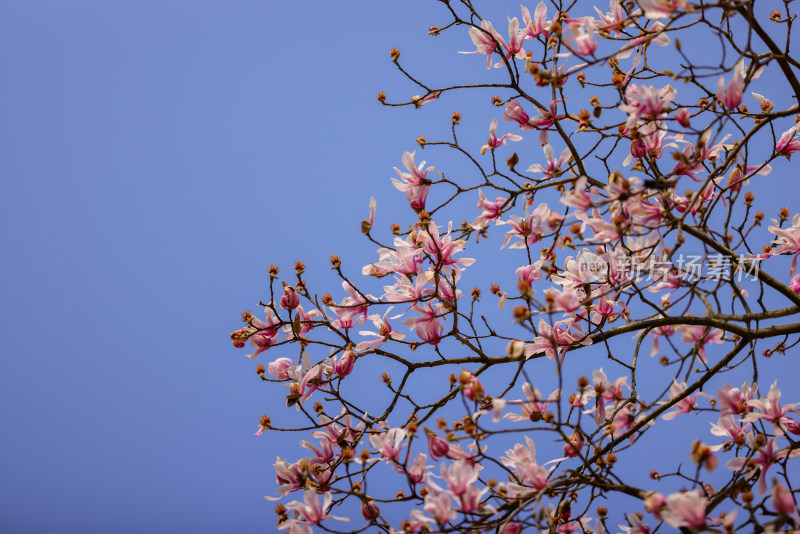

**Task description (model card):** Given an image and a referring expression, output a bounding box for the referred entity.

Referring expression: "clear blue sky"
[2,2,799,533]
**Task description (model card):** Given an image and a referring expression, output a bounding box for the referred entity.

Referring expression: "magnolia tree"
[230,1,800,532]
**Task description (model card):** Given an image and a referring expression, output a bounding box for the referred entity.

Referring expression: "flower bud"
[335,345,356,377]
[361,500,381,521]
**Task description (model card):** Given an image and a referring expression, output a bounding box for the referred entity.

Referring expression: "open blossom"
[717,381,758,417]
[524,317,591,365]
[620,513,651,534]
[595,0,639,34]
[709,414,750,450]
[726,437,800,495]
[527,143,572,178]
[369,428,407,461]
[421,221,476,272]
[497,203,552,249]
[459,20,501,69]
[675,324,725,364]
[391,151,436,210]
[717,59,745,109]
[329,281,371,329]
[403,302,445,344]
[504,382,560,422]
[746,380,800,435]
[661,379,702,420]
[768,213,800,275]
[245,307,281,359]
[638,0,690,19]
[619,83,676,127]
[495,16,526,60]
[661,490,707,529]
[564,18,598,56]
[285,490,348,526]
[521,1,549,38]
[355,308,405,352]
[481,118,522,154]
[423,491,457,526]
[472,190,508,229]
[776,124,800,158]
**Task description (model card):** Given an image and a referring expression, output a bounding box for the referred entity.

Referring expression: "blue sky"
[2,1,800,533]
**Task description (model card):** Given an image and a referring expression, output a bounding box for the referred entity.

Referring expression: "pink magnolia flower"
[675,107,691,127]
[768,213,800,275]
[500,522,523,534]
[792,273,800,293]
[421,221,476,272]
[459,20,501,69]
[504,382,560,422]
[661,490,707,529]
[425,428,451,460]
[620,513,651,534]
[495,16,527,61]
[524,317,592,365]
[280,284,300,310]
[595,0,639,34]
[369,427,407,462]
[334,344,355,377]
[497,202,552,249]
[472,190,508,229]
[423,491,457,526]
[516,262,544,284]
[644,492,666,519]
[503,99,534,129]
[369,235,425,277]
[675,324,725,364]
[439,460,481,496]
[361,500,380,521]
[776,124,800,158]
[405,452,432,483]
[638,0,691,19]
[391,151,436,210]
[403,302,445,344]
[563,430,584,458]
[268,357,295,380]
[709,414,750,451]
[527,143,572,178]
[412,91,439,108]
[574,208,624,243]
[561,176,594,211]
[726,437,800,495]
[283,305,322,340]
[564,18,599,56]
[500,436,556,490]
[717,59,745,109]
[521,2,549,38]
[746,380,800,435]
[772,482,798,517]
[245,307,281,359]
[717,381,758,417]
[661,379,702,420]
[619,83,676,127]
[590,368,628,423]
[355,307,405,352]
[285,490,348,526]
[481,118,523,154]
[329,281,370,330]
[460,370,484,401]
